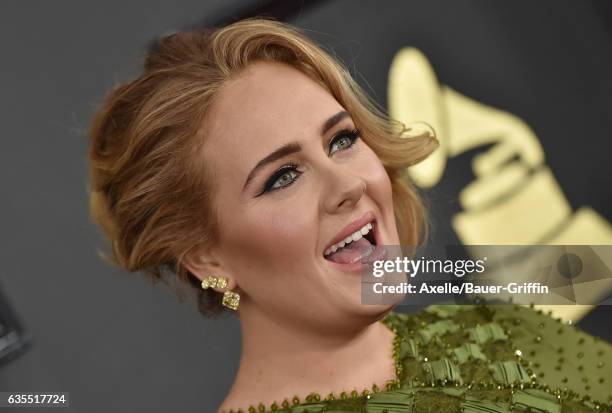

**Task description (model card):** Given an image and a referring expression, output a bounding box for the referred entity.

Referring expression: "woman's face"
[199,61,402,331]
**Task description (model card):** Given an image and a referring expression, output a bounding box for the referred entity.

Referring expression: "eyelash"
[258,128,361,195]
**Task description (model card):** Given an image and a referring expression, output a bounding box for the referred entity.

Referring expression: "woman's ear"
[181,246,237,293]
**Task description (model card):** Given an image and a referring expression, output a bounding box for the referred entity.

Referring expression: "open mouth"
[323,219,379,265]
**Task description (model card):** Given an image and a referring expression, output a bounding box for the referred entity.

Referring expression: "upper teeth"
[324,222,373,256]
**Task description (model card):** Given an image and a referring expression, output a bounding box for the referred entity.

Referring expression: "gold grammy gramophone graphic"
[387,48,612,320]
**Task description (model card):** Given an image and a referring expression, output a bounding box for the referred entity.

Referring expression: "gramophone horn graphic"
[387,48,612,320]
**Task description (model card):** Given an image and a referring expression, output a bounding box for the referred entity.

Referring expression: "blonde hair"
[87,17,438,316]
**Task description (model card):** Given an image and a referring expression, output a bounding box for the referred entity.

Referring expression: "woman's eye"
[259,163,301,195]
[271,170,299,190]
[257,129,360,197]
[329,128,361,155]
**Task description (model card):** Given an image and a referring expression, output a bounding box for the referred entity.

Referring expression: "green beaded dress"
[228,304,612,413]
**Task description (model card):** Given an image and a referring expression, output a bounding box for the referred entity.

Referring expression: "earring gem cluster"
[201,275,240,311]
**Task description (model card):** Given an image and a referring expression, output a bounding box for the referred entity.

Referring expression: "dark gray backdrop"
[1,1,610,412]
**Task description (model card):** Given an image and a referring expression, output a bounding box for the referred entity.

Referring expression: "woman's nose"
[321,167,367,214]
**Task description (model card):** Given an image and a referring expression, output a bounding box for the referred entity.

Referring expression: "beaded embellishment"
[221,304,611,413]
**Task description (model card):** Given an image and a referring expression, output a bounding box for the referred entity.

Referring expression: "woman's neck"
[218,305,396,412]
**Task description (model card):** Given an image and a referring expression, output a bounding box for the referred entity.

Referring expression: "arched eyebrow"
[242,110,350,191]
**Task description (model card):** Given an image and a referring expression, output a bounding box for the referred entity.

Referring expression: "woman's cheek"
[244,206,312,257]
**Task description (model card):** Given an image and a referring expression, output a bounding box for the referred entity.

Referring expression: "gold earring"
[201,275,228,290]
[222,290,240,311]
[201,276,240,311]
[216,276,228,290]
[201,275,218,289]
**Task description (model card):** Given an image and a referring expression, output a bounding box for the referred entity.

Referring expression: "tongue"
[326,237,373,264]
